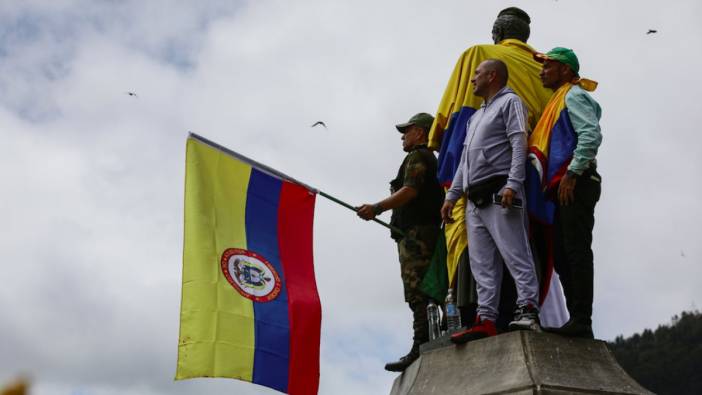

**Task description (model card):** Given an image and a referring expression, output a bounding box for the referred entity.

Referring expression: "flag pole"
[316,190,403,236]
[189,132,404,237]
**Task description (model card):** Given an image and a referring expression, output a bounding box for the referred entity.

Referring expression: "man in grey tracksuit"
[441,59,540,343]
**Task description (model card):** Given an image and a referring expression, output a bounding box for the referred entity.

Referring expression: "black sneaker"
[508,304,541,331]
[384,344,419,372]
[544,319,594,339]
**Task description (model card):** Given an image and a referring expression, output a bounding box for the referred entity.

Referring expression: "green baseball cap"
[534,47,580,74]
[396,112,435,133]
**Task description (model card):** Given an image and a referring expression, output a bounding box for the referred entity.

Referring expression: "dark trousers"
[554,169,601,325]
[409,300,428,344]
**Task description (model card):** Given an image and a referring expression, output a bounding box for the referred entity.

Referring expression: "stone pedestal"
[389,331,653,395]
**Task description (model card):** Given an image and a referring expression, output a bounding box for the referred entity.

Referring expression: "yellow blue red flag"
[527,83,576,224]
[527,79,598,223]
[177,133,321,395]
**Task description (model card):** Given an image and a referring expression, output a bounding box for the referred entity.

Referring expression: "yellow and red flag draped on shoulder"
[429,39,552,285]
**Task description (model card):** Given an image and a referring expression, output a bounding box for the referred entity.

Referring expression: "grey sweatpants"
[466,186,539,322]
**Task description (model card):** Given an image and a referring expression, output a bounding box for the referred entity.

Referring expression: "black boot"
[544,318,594,339]
[384,343,420,372]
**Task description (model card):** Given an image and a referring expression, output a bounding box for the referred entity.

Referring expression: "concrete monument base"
[389,331,652,395]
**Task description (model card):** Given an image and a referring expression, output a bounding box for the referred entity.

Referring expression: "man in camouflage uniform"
[358,113,444,372]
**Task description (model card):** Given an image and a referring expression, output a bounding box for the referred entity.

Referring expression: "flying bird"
[126,92,138,98]
[311,121,327,129]
[646,29,658,35]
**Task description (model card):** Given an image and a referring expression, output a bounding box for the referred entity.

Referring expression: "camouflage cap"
[396,112,435,133]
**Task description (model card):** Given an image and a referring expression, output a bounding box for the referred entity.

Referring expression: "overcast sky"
[1,0,701,394]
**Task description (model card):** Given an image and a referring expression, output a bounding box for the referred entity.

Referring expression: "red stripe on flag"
[278,182,321,395]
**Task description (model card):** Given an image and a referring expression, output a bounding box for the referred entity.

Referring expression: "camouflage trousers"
[397,225,439,344]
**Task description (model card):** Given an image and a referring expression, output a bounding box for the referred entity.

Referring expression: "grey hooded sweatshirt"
[446,86,528,202]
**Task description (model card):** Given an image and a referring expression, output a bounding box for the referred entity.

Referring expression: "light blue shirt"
[565,85,603,175]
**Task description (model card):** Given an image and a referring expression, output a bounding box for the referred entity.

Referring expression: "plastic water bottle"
[445,289,461,331]
[426,300,441,341]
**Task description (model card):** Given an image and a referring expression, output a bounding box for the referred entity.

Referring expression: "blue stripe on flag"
[246,169,290,393]
[526,161,556,224]
[437,106,477,185]
[546,109,577,183]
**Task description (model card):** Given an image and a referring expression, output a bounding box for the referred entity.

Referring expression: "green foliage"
[608,310,702,395]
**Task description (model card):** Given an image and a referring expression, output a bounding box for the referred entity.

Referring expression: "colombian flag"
[177,134,321,395]
[527,83,577,225]
[527,78,598,224]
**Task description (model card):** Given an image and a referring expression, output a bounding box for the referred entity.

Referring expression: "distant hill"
[608,310,702,395]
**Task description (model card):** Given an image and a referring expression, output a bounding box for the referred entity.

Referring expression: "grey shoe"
[508,304,541,331]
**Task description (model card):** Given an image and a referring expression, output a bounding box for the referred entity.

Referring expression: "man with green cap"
[357,112,444,372]
[530,47,603,338]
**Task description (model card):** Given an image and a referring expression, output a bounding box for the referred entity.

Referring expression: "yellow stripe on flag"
[177,137,256,380]
[445,197,467,285]
[529,83,571,156]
